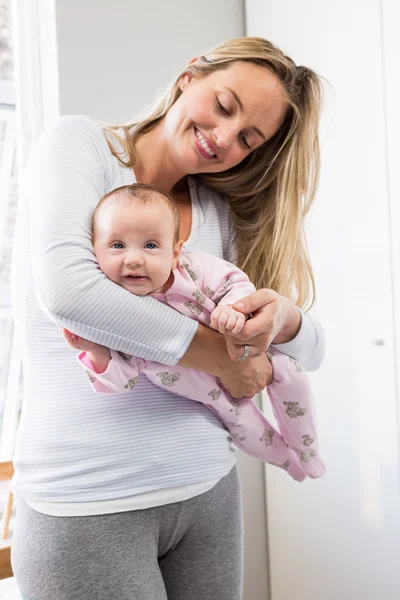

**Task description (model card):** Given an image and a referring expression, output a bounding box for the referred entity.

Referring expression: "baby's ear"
[172,240,184,269]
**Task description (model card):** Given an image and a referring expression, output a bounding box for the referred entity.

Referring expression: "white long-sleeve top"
[10,115,325,516]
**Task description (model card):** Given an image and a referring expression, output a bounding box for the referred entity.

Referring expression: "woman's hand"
[218,353,273,399]
[224,289,301,361]
[178,323,272,397]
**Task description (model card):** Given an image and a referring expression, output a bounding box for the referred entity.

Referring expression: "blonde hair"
[102,37,322,310]
[92,183,181,245]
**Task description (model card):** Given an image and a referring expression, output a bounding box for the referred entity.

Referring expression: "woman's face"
[163,61,287,175]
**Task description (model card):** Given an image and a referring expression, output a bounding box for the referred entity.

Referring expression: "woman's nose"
[213,126,236,150]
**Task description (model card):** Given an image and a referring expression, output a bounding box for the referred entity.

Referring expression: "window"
[0,0,22,464]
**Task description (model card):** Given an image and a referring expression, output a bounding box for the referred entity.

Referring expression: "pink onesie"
[79,251,326,482]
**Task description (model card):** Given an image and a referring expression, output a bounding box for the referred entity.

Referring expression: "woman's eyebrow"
[224,86,266,141]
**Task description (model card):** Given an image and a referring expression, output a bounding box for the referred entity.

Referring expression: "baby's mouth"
[123,275,148,281]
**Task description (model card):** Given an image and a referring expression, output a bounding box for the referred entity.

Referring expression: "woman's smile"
[193,127,218,160]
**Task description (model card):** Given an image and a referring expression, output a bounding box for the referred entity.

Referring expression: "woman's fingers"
[225,337,258,362]
[233,288,277,316]
[218,353,273,398]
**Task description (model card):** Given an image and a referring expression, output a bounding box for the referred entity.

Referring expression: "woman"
[11,37,325,599]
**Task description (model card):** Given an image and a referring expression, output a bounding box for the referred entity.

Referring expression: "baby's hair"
[91,183,181,245]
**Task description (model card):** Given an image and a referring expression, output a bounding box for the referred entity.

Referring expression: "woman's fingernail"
[235,302,244,310]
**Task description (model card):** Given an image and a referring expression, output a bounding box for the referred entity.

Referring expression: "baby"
[63,183,325,482]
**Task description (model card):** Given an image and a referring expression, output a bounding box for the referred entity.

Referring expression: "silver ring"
[239,344,250,361]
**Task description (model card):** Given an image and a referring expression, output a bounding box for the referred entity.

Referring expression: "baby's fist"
[62,329,103,353]
[210,305,246,334]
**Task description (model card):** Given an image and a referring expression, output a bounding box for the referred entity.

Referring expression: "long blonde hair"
[103,37,322,310]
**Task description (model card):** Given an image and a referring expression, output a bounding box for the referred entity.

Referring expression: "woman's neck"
[133,124,186,193]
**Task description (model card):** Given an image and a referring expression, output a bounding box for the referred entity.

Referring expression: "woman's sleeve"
[223,206,325,371]
[24,115,197,365]
[271,309,326,372]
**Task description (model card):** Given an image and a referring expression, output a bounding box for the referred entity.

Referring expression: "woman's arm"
[271,307,325,371]
[231,290,325,371]
[223,212,325,372]
[178,324,273,398]
[25,115,197,366]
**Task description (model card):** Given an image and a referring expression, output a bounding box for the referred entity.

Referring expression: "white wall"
[54,0,245,122]
[246,1,400,599]
[35,2,270,600]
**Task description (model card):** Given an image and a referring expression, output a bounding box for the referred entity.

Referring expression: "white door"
[245,1,400,599]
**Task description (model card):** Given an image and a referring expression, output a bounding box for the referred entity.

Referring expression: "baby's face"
[93,196,182,295]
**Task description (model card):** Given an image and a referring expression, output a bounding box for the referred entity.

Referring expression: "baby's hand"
[62,329,104,353]
[210,305,246,335]
[62,329,111,374]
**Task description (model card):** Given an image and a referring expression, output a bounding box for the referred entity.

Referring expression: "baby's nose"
[125,250,144,266]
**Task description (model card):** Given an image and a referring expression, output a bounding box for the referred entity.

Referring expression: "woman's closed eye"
[215,96,251,150]
[216,96,230,117]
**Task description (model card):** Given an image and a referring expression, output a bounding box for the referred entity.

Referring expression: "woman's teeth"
[195,128,216,157]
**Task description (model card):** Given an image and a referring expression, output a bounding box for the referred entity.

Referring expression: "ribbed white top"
[10,115,325,515]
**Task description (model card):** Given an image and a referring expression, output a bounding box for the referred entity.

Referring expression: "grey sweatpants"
[11,465,243,600]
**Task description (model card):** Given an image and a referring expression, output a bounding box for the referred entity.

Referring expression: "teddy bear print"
[155,372,182,387]
[85,370,97,384]
[184,301,203,317]
[192,290,207,305]
[230,432,247,443]
[117,351,133,363]
[208,389,221,401]
[221,275,234,290]
[204,286,216,299]
[302,434,314,446]
[259,428,275,446]
[212,293,226,306]
[182,263,197,281]
[270,460,290,471]
[124,376,139,390]
[289,356,304,372]
[284,401,307,418]
[229,399,243,416]
[298,449,317,463]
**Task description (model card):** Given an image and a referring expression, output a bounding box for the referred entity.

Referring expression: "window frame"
[0,0,57,459]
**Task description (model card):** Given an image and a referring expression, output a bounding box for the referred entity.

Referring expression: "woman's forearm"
[272,303,302,344]
[25,116,198,366]
[271,307,325,371]
[177,324,230,377]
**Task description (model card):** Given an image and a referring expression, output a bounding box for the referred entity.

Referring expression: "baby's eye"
[111,242,125,249]
[145,242,157,250]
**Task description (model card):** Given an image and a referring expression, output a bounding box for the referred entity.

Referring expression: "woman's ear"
[179,73,191,91]
[179,58,199,91]
[172,239,184,269]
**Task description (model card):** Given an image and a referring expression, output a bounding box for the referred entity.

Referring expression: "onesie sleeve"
[78,350,145,394]
[24,115,197,365]
[197,252,256,306]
